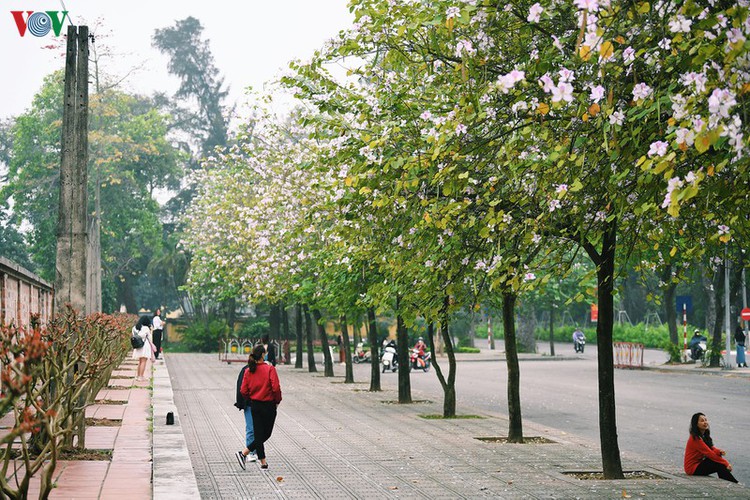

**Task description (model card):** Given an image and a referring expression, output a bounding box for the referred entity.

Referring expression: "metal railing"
[613,341,644,369]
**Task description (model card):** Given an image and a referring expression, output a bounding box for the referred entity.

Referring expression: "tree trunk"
[367,307,381,392]
[429,297,457,417]
[396,307,412,404]
[709,262,725,368]
[582,219,624,479]
[269,303,281,341]
[352,314,361,348]
[502,291,523,442]
[661,265,679,361]
[303,305,317,372]
[549,304,556,356]
[702,263,717,337]
[488,313,496,350]
[312,309,334,377]
[341,314,354,383]
[295,305,303,369]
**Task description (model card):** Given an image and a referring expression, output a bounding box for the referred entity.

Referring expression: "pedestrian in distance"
[262,333,277,367]
[234,361,257,469]
[734,323,747,367]
[239,345,282,469]
[684,412,738,483]
[132,315,153,382]
[152,308,164,360]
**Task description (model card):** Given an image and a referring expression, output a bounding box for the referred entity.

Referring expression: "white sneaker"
[247,453,257,462]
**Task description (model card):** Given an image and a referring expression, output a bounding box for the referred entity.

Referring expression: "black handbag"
[131,333,145,349]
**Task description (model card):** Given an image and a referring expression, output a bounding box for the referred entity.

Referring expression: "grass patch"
[562,470,665,480]
[419,414,485,419]
[85,418,121,427]
[380,399,433,405]
[5,448,112,461]
[94,399,127,405]
[475,436,556,444]
[456,347,481,353]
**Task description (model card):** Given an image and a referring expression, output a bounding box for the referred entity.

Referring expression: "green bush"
[455,346,480,353]
[535,322,703,349]
[181,318,230,352]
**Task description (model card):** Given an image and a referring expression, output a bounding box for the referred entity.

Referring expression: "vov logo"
[11,11,69,37]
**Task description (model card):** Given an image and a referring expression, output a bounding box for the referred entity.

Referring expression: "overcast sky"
[1,0,353,121]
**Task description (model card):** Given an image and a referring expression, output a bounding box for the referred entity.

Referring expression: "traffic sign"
[741,307,750,321]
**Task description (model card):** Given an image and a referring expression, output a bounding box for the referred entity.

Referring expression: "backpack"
[131,326,145,349]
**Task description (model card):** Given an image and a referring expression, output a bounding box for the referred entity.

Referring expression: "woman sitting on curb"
[684,412,737,483]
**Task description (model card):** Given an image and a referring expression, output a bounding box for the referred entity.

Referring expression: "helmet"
[418,337,423,341]
[693,329,701,334]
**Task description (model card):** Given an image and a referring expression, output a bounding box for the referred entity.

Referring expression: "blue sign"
[676,296,693,314]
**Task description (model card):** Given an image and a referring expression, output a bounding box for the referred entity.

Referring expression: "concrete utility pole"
[55,25,89,315]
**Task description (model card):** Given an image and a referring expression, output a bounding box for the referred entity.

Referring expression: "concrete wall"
[0,256,54,328]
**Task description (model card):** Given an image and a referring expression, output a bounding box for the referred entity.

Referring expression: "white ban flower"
[524,272,536,281]
[658,38,671,50]
[589,85,605,102]
[609,110,625,126]
[669,15,692,33]
[558,68,575,82]
[551,82,574,103]
[549,199,562,212]
[675,128,695,146]
[708,88,737,119]
[555,184,568,194]
[717,224,730,236]
[539,74,555,93]
[574,0,599,12]
[528,3,543,22]
[455,123,468,135]
[632,82,653,101]
[420,110,432,120]
[622,46,636,65]
[497,70,525,93]
[446,6,461,19]
[455,39,476,57]
[648,141,669,157]
[685,171,696,183]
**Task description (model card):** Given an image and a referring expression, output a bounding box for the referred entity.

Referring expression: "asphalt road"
[351,342,750,485]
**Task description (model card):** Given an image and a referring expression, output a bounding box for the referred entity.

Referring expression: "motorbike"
[574,337,586,353]
[353,342,371,363]
[689,341,707,361]
[409,348,431,372]
[381,342,398,373]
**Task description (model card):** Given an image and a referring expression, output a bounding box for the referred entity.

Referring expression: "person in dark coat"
[262,334,277,366]
[735,324,747,367]
[233,362,257,469]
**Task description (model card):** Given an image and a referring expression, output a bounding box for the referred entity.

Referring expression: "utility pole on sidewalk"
[55,25,89,315]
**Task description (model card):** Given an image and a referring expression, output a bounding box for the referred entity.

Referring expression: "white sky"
[1,0,354,121]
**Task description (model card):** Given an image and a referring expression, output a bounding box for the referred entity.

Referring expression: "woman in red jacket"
[684,412,737,482]
[240,345,282,469]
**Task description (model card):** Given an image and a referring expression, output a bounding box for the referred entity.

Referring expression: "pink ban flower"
[647,141,668,157]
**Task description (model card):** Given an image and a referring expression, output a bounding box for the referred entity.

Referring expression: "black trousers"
[153,329,163,357]
[248,400,277,460]
[694,458,738,482]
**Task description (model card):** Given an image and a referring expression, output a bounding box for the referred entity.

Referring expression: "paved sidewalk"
[163,353,750,499]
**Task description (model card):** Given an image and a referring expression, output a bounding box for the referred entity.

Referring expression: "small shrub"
[181,318,229,352]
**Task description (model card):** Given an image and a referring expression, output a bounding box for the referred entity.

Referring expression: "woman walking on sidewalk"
[684,412,738,482]
[240,345,282,469]
[132,315,153,382]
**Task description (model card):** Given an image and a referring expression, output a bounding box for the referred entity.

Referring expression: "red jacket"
[684,435,729,475]
[240,363,282,404]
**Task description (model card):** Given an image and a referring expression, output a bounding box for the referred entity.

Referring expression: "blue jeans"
[244,407,254,449]
[736,344,746,366]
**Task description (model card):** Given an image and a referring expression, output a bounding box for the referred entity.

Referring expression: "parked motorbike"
[381,342,398,373]
[353,342,371,363]
[409,348,431,372]
[574,338,586,353]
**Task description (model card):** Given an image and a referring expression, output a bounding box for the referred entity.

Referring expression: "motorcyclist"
[414,337,427,356]
[412,337,427,367]
[689,329,707,360]
[572,328,585,352]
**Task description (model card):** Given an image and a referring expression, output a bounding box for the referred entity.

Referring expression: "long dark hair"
[247,345,266,373]
[689,412,713,447]
[136,315,151,330]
